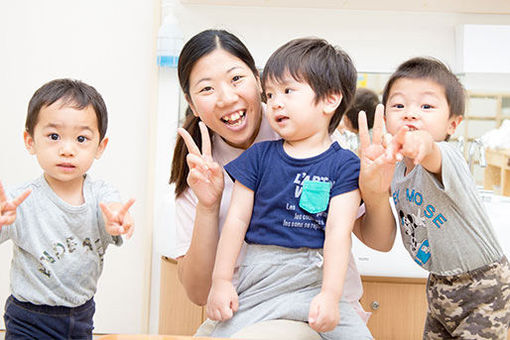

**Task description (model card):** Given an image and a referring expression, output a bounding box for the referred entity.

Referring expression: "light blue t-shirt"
[0,175,122,307]
[225,140,360,249]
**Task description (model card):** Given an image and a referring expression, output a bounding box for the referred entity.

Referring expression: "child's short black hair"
[344,88,379,132]
[382,57,465,118]
[261,38,357,134]
[26,79,108,140]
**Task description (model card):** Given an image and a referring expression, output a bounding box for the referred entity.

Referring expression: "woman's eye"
[200,86,213,93]
[284,88,292,94]
[422,104,432,109]
[49,133,59,140]
[266,93,272,99]
[77,136,87,143]
[232,75,242,82]
[393,104,404,109]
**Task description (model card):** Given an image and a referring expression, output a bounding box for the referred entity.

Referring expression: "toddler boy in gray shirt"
[359,57,510,339]
[0,79,135,339]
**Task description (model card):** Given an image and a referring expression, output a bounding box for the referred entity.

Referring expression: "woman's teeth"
[221,111,245,125]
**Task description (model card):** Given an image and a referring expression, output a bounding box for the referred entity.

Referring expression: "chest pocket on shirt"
[299,180,331,214]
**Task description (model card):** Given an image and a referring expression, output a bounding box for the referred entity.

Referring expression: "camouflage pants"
[424,256,510,340]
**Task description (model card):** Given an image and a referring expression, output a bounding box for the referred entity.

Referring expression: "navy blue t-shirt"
[224,140,360,249]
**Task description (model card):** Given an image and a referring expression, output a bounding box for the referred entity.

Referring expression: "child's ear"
[447,115,463,136]
[23,131,36,155]
[323,93,342,115]
[95,137,109,159]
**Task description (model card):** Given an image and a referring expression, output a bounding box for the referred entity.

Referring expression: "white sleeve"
[173,188,198,258]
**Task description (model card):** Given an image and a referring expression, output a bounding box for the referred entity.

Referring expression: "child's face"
[385,78,462,141]
[264,73,331,141]
[24,100,107,188]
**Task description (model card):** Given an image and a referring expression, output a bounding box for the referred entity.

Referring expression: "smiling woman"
[165,29,399,339]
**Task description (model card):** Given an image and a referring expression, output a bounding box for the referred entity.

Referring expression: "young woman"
[170,29,396,338]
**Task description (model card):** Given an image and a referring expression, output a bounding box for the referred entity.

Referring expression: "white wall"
[0,0,159,334]
[166,4,510,72]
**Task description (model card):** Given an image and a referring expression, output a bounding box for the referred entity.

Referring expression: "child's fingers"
[308,300,319,324]
[117,199,135,220]
[0,181,7,203]
[414,144,427,165]
[206,306,220,321]
[12,189,32,207]
[385,126,408,161]
[126,224,135,239]
[99,202,115,221]
[121,215,134,237]
[0,215,14,226]
[219,305,233,321]
[231,294,239,313]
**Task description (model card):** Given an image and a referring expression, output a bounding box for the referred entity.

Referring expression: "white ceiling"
[179,0,510,15]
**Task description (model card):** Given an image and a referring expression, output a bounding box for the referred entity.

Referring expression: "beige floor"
[0,331,104,339]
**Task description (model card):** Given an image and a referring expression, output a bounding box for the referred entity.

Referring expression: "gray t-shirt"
[0,175,122,307]
[391,142,503,276]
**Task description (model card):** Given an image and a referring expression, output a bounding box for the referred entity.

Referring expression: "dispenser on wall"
[157,12,184,68]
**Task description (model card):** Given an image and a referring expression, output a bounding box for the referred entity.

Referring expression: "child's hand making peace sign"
[100,199,136,239]
[0,181,31,228]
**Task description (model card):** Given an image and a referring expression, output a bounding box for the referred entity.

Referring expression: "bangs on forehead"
[42,89,92,111]
[57,94,90,110]
[262,52,309,87]
[264,67,306,86]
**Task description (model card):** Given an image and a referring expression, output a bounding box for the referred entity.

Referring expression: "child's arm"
[0,180,31,228]
[308,189,361,332]
[206,181,254,321]
[99,199,136,239]
[353,106,398,252]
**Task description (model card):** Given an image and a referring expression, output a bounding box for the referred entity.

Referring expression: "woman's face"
[187,48,263,149]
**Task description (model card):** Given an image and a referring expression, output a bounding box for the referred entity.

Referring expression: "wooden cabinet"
[159,263,509,339]
[360,276,428,340]
[484,148,510,196]
[159,257,205,335]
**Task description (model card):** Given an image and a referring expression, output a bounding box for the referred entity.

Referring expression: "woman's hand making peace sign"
[177,122,224,209]
[358,104,403,197]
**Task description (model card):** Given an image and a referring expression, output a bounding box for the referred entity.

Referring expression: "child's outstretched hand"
[391,127,434,165]
[0,181,31,228]
[178,122,224,209]
[100,199,135,238]
[308,291,340,333]
[206,279,239,322]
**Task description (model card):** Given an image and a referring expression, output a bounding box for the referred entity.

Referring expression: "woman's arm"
[175,123,225,305]
[354,106,399,252]
[353,194,396,252]
[176,200,221,306]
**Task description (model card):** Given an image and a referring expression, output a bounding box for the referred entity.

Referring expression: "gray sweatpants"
[209,244,372,339]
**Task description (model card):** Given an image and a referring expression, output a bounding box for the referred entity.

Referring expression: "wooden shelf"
[484,148,510,196]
